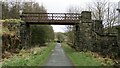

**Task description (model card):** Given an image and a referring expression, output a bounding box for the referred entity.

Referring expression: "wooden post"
[65,14,66,20]
[52,13,53,20]
[117,27,120,47]
[0,21,2,61]
[117,2,120,48]
[0,1,2,19]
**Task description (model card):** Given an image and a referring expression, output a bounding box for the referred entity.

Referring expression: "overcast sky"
[35,0,94,32]
[4,0,120,32]
[34,0,119,32]
[9,0,120,32]
[36,0,90,32]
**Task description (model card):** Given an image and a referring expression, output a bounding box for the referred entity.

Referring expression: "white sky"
[5,0,120,32]
[4,0,119,32]
[35,0,94,32]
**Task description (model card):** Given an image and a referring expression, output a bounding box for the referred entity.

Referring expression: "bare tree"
[67,6,81,13]
[87,0,118,33]
[65,6,82,46]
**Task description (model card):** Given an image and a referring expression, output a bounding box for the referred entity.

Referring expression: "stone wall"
[74,11,93,51]
[20,22,30,48]
[74,11,120,59]
[91,20,119,59]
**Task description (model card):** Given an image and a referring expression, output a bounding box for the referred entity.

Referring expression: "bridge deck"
[20,13,81,25]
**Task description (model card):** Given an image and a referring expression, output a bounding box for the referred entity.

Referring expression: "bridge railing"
[20,13,80,23]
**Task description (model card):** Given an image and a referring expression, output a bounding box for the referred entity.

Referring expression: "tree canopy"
[2,1,47,19]
[30,25,54,46]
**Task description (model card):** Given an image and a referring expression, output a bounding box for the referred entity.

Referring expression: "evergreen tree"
[2,2,9,19]
[9,3,20,19]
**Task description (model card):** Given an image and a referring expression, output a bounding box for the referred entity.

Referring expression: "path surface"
[44,43,73,66]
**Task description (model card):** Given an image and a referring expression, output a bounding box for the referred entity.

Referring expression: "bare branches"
[86,0,118,34]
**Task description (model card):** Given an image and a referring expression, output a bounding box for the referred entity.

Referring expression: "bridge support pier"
[20,22,30,49]
[74,11,93,51]
[26,24,31,47]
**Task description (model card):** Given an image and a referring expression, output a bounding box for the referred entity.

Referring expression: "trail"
[44,43,73,66]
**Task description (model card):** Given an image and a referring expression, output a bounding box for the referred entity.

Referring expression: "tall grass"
[2,42,55,66]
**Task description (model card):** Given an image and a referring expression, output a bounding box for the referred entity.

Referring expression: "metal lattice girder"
[0,1,2,19]
[20,13,81,25]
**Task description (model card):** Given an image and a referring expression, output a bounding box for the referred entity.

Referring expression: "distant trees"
[30,25,54,46]
[65,25,75,46]
[2,2,9,19]
[22,2,47,13]
[2,0,55,48]
[55,32,65,42]
[2,0,54,46]
[2,0,47,19]
[65,7,81,47]
[2,1,21,19]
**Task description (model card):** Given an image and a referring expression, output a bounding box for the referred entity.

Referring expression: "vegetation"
[2,1,47,19]
[55,32,66,42]
[65,1,120,66]
[2,19,21,58]
[62,43,115,66]
[30,25,54,46]
[2,42,55,66]
[1,0,52,59]
[65,25,75,48]
[1,20,55,67]
[4,19,23,23]
[1,0,120,67]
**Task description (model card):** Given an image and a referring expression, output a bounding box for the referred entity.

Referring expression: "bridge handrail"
[22,12,81,14]
[21,13,80,20]
[20,13,81,23]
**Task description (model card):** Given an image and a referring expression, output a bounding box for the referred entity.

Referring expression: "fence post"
[65,14,66,20]
[0,1,2,19]
[117,27,120,46]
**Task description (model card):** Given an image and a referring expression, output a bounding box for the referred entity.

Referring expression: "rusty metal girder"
[20,13,81,25]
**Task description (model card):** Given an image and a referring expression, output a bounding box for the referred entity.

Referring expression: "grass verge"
[62,43,114,66]
[2,42,55,66]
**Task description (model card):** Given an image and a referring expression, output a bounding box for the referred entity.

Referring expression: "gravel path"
[44,43,73,67]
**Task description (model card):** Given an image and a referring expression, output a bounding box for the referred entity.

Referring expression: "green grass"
[62,43,114,66]
[2,42,55,66]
